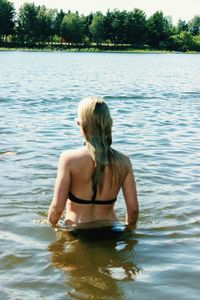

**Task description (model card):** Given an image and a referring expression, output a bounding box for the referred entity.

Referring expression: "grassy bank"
[0,47,183,54]
[0,45,199,54]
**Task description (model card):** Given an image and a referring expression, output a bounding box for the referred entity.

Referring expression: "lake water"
[0,51,200,300]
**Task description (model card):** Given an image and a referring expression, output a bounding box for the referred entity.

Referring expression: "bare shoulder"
[59,147,89,165]
[113,148,132,169]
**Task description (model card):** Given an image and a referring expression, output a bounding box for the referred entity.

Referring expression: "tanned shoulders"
[112,148,132,169]
[60,147,89,164]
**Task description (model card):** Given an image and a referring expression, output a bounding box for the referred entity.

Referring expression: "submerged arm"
[48,152,71,225]
[122,159,139,227]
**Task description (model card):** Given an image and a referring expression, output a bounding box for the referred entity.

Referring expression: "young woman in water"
[48,96,138,228]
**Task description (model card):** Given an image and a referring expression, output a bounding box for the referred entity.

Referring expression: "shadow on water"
[48,226,140,300]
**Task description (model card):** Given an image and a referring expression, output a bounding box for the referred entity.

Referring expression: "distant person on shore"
[48,96,138,228]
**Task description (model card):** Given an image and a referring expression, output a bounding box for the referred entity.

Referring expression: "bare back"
[69,147,122,200]
[65,147,125,224]
[48,146,138,226]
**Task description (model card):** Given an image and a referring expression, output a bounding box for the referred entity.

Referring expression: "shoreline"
[0,47,199,54]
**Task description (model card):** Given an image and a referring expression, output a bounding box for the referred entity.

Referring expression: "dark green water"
[0,52,200,300]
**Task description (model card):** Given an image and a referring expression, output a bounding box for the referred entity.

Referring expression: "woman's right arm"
[48,152,71,225]
[122,158,139,227]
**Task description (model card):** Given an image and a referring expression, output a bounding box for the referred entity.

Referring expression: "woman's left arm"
[48,152,71,225]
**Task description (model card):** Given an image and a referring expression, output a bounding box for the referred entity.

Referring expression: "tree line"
[0,0,200,51]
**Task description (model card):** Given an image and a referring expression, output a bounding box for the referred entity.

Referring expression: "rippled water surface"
[0,51,200,300]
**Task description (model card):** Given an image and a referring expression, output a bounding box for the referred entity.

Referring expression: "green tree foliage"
[84,13,93,41]
[169,17,200,51]
[192,35,200,51]
[104,10,128,44]
[103,10,114,42]
[168,34,183,51]
[61,12,85,43]
[188,15,200,35]
[89,12,104,44]
[0,0,15,41]
[53,9,65,36]
[147,11,172,47]
[17,3,54,44]
[17,3,39,44]
[125,8,147,45]
[0,2,199,51]
[168,31,200,51]
[177,19,188,33]
[36,6,55,43]
[180,31,195,51]
[110,10,127,43]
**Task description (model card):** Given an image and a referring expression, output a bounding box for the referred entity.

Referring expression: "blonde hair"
[78,96,127,193]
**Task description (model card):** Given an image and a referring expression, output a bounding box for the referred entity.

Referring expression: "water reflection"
[48,227,139,299]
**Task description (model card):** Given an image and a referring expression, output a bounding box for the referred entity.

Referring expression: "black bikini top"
[68,188,117,205]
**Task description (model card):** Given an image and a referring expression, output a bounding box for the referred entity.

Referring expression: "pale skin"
[48,122,139,227]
